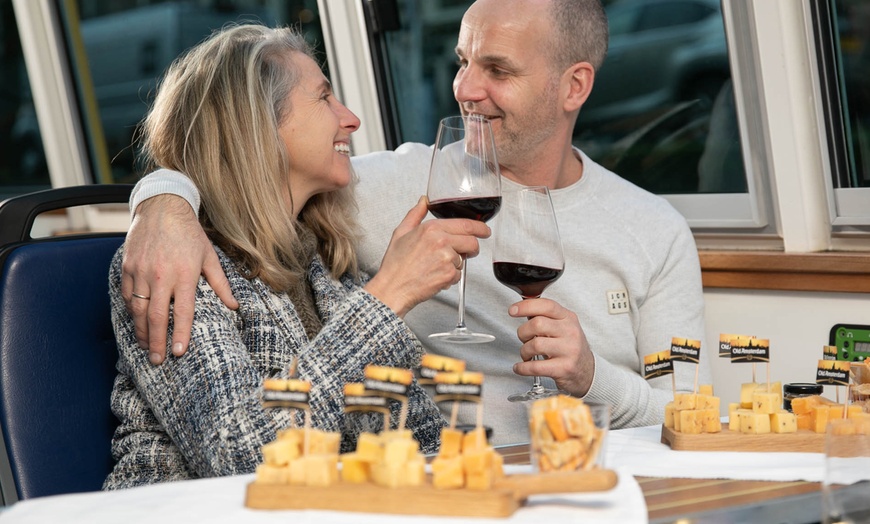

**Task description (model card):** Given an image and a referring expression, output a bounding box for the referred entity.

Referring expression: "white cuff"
[129,169,201,220]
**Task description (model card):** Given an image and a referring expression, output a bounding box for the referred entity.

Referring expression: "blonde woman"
[104,24,489,489]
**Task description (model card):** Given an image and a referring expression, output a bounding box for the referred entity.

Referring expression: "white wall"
[703,289,870,414]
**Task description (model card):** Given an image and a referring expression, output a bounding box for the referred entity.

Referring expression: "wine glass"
[427,115,502,343]
[492,186,565,402]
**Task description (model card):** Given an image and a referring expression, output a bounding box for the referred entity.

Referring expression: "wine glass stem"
[525,297,546,392]
[455,256,468,329]
[531,358,544,390]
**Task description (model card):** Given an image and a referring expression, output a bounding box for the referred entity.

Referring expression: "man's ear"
[563,62,595,112]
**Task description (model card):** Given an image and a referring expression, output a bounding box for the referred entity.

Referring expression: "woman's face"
[279,53,360,213]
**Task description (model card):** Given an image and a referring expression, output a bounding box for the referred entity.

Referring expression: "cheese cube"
[355,432,383,462]
[674,393,697,411]
[796,412,813,430]
[699,384,714,396]
[340,453,370,483]
[466,469,494,490]
[306,429,341,455]
[383,437,419,466]
[439,428,464,458]
[431,455,464,489]
[702,409,722,433]
[740,383,760,408]
[300,454,339,487]
[728,415,740,431]
[679,409,704,435]
[371,462,405,488]
[740,411,771,434]
[812,405,832,433]
[462,448,494,475]
[261,438,300,466]
[770,411,797,433]
[791,394,833,415]
[287,457,306,485]
[462,428,488,452]
[664,402,676,429]
[697,394,721,411]
[371,458,426,489]
[752,391,779,414]
[405,455,426,487]
[740,382,783,408]
[255,463,288,484]
[727,403,740,430]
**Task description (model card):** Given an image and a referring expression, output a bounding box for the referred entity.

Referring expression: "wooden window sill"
[700,251,870,293]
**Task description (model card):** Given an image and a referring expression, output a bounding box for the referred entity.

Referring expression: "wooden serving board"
[661,424,824,453]
[245,469,618,518]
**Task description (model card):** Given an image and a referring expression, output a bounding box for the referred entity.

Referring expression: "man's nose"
[453,66,486,103]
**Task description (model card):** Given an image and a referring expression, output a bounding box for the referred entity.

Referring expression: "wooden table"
[496,444,824,524]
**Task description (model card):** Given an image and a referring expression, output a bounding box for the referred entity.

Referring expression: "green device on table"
[829,324,870,361]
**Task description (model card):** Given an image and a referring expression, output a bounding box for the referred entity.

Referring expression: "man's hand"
[508,298,595,396]
[365,197,490,317]
[121,195,238,364]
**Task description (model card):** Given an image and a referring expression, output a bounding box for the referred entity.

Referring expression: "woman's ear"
[563,62,595,113]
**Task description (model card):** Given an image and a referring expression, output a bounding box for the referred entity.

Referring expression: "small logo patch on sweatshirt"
[607,290,629,314]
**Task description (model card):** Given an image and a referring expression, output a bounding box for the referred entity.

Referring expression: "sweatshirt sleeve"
[129,168,201,219]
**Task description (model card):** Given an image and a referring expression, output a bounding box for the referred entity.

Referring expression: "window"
[367,0,772,232]
[0,2,50,200]
[67,0,325,187]
[812,0,870,227]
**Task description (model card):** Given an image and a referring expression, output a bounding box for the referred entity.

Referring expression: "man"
[123,0,710,445]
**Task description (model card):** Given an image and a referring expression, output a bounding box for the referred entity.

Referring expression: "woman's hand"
[364,196,490,317]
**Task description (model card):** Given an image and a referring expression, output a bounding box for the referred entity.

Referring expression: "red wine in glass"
[492,261,563,299]
[428,196,501,222]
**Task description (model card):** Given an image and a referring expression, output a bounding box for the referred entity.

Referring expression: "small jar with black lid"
[783,382,823,411]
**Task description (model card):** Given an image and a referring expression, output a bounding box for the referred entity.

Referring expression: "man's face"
[452,0,562,171]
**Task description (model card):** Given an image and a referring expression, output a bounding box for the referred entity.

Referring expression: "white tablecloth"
[0,464,647,524]
[605,424,825,482]
[0,424,828,523]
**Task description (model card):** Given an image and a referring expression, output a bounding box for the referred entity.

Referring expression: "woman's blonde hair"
[139,24,359,291]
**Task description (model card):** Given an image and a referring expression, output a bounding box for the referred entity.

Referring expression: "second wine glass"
[427,115,502,343]
[492,186,565,402]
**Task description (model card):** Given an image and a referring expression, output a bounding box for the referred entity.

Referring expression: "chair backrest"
[0,185,133,504]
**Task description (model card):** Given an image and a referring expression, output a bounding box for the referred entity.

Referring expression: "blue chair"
[0,184,133,504]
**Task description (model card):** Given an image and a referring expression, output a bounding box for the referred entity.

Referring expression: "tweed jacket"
[104,244,445,490]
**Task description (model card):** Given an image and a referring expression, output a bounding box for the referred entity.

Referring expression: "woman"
[104,24,487,490]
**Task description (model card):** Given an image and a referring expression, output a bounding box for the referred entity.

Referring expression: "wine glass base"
[428,330,495,344]
[508,387,562,403]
